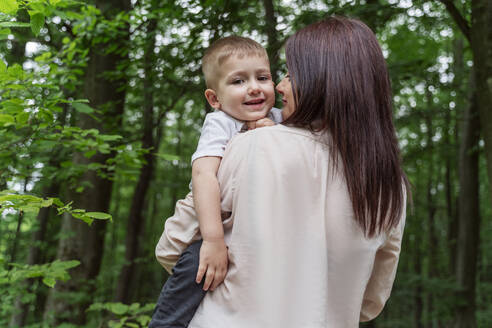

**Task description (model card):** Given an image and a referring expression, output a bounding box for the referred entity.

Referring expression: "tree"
[114,2,157,303]
[438,0,492,202]
[43,0,131,324]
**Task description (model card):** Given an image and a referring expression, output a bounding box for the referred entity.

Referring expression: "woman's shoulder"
[231,124,330,147]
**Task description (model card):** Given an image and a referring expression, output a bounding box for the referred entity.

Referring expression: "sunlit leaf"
[72,102,94,114]
[42,277,56,288]
[85,212,112,220]
[0,0,18,15]
[0,22,30,28]
[30,13,45,36]
[109,303,129,315]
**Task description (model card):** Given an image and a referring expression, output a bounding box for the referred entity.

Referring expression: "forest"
[0,0,491,327]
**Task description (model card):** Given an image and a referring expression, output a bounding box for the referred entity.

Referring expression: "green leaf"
[6,84,25,90]
[137,314,152,326]
[84,150,97,158]
[30,13,45,36]
[20,206,41,214]
[0,22,30,28]
[7,64,23,79]
[87,303,105,312]
[53,259,80,270]
[42,277,56,288]
[85,212,112,220]
[0,114,15,126]
[72,213,93,225]
[109,303,128,315]
[99,134,122,141]
[72,102,94,114]
[0,0,18,15]
[16,111,29,124]
[154,153,181,161]
[0,59,6,73]
[41,198,53,207]
[29,3,47,15]
[52,198,64,207]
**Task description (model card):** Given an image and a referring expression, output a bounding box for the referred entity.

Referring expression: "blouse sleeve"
[360,206,406,322]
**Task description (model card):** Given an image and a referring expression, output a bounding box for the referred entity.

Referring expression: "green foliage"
[0,192,54,214]
[0,191,112,224]
[87,302,154,328]
[0,0,19,15]
[1,259,80,288]
[0,0,80,37]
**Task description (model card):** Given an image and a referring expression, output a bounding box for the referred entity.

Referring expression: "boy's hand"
[246,117,275,130]
[196,238,228,291]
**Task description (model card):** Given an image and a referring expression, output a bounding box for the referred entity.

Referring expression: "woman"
[188,16,409,327]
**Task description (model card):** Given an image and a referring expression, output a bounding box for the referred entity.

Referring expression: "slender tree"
[43,0,131,323]
[439,0,492,202]
[454,88,481,327]
[114,7,158,304]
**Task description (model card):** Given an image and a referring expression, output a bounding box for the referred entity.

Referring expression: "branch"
[155,89,186,128]
[438,0,471,42]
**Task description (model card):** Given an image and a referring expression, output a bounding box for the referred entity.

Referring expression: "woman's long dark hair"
[284,16,410,237]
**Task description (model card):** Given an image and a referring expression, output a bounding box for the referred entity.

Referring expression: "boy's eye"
[232,79,244,84]
[258,75,271,81]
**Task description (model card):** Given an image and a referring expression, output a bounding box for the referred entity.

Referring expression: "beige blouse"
[157,124,406,328]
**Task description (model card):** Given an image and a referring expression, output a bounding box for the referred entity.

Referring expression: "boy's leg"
[149,240,206,328]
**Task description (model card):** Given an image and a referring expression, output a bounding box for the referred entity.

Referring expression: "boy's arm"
[192,156,228,291]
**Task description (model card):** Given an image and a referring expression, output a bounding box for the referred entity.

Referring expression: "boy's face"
[205,54,275,121]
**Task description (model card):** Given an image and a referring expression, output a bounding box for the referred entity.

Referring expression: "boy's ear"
[204,89,221,109]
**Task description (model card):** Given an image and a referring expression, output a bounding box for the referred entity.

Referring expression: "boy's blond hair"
[202,36,269,89]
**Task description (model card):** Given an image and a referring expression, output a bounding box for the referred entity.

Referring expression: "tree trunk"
[262,0,280,82]
[454,93,480,328]
[425,88,438,328]
[413,164,423,328]
[470,0,492,204]
[8,177,29,264]
[43,0,130,324]
[6,9,28,65]
[114,14,157,304]
[441,0,492,202]
[448,37,464,274]
[414,228,423,328]
[9,182,59,327]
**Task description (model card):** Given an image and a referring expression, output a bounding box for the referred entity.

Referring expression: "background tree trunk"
[440,0,492,202]
[454,92,480,328]
[262,0,280,82]
[448,37,464,274]
[469,0,492,204]
[424,91,438,328]
[43,0,130,324]
[114,13,157,304]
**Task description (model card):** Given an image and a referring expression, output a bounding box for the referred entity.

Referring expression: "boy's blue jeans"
[149,240,206,328]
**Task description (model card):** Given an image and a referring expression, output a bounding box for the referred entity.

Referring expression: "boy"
[149,36,282,327]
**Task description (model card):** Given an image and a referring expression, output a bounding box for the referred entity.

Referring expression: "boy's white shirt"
[191,107,283,164]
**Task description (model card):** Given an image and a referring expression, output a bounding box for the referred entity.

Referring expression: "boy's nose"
[248,81,261,94]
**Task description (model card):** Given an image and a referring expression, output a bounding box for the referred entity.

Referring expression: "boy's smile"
[205,54,275,121]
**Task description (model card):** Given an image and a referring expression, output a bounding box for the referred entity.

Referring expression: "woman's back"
[189,125,405,328]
